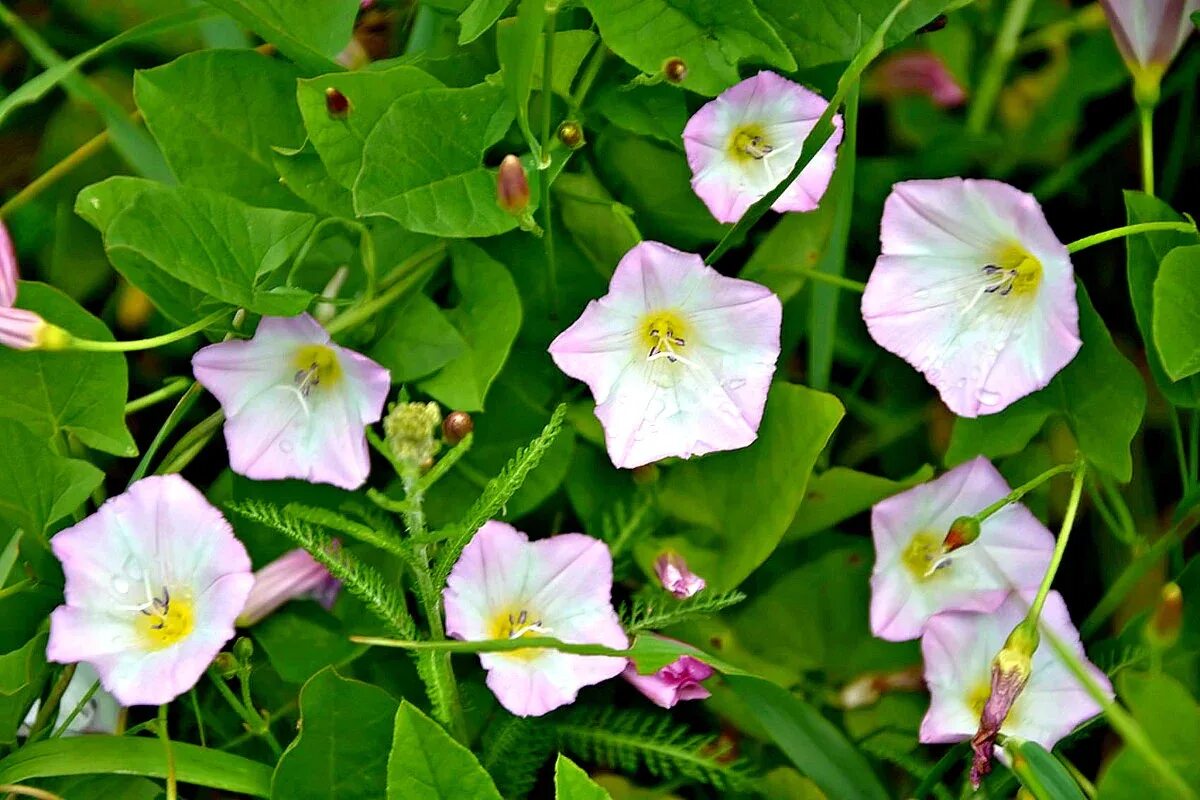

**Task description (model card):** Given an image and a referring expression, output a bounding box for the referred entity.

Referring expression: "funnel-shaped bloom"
[921,591,1110,752]
[237,547,341,626]
[683,71,843,223]
[47,475,254,707]
[549,241,781,469]
[1100,0,1198,75]
[871,52,967,107]
[21,663,119,736]
[443,521,629,717]
[869,457,1055,641]
[623,645,713,709]
[862,179,1081,417]
[193,314,391,490]
[0,221,58,351]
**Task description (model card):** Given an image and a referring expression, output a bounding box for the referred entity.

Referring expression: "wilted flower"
[47,475,254,706]
[654,552,706,599]
[549,241,781,469]
[237,547,341,626]
[1100,0,1198,81]
[623,649,714,709]
[21,663,119,736]
[921,592,1110,772]
[443,521,628,717]
[683,71,843,224]
[193,314,391,490]
[970,619,1037,786]
[869,457,1054,641]
[861,178,1080,417]
[870,51,966,107]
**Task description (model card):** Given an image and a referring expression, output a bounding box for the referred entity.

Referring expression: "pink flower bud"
[237,547,341,626]
[496,155,530,215]
[654,552,706,599]
[0,307,67,351]
[1100,0,1198,74]
[0,221,17,308]
[623,653,714,708]
[871,51,967,108]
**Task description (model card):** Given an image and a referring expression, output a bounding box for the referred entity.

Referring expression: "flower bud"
[0,221,17,307]
[237,548,341,627]
[654,551,706,599]
[212,652,239,679]
[0,308,69,351]
[663,57,687,84]
[383,401,443,470]
[1146,582,1183,649]
[556,120,585,150]
[232,636,255,663]
[325,87,351,118]
[496,155,530,215]
[442,410,473,445]
[942,515,981,553]
[970,620,1038,787]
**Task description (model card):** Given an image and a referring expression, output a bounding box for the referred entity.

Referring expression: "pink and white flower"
[0,221,55,351]
[193,314,391,490]
[921,591,1110,751]
[871,51,967,108]
[861,178,1081,418]
[549,241,781,469]
[21,663,119,736]
[237,547,341,626]
[443,521,629,717]
[47,475,254,707]
[869,457,1055,642]
[1100,0,1198,75]
[623,651,713,709]
[683,71,843,224]
[654,551,706,599]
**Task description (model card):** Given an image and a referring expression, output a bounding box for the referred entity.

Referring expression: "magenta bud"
[653,552,706,599]
[943,516,981,552]
[325,87,350,118]
[496,155,530,215]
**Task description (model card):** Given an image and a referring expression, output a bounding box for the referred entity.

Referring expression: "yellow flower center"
[901,532,947,581]
[489,607,550,662]
[639,310,690,362]
[966,678,1022,728]
[135,589,195,650]
[292,344,342,394]
[982,244,1043,298]
[728,124,773,162]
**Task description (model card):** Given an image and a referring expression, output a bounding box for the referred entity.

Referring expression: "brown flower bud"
[325,87,350,118]
[1147,582,1183,649]
[663,57,687,84]
[556,120,585,150]
[496,155,530,215]
[442,410,474,445]
[943,515,981,553]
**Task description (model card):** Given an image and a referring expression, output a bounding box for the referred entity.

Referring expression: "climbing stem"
[972,461,1078,524]
[966,0,1036,134]
[64,310,229,352]
[1026,460,1087,625]
[1065,221,1197,253]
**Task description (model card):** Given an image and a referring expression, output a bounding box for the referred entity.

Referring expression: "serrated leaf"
[554,754,612,800]
[0,282,135,456]
[386,701,503,800]
[1152,245,1200,381]
[200,0,356,73]
[0,420,103,537]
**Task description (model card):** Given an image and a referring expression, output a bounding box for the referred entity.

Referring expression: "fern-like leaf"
[284,502,411,560]
[226,500,416,638]
[555,706,753,791]
[434,403,567,583]
[481,715,553,798]
[622,589,747,634]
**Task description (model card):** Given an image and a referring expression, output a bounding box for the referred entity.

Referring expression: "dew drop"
[978,389,1002,406]
[110,576,130,595]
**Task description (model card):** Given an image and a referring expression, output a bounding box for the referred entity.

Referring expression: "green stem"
[156,705,177,800]
[568,38,606,110]
[1044,629,1197,800]
[799,268,866,293]
[50,679,100,738]
[64,309,228,352]
[325,243,446,336]
[155,410,224,475]
[1167,404,1190,491]
[1139,101,1155,196]
[189,688,207,748]
[414,433,474,494]
[973,461,1078,524]
[353,634,629,659]
[0,127,114,220]
[966,0,1036,135]
[1065,221,1196,253]
[206,668,283,757]
[0,579,33,602]
[366,428,408,476]
[127,381,203,485]
[125,379,191,415]
[23,664,76,744]
[539,5,560,318]
[1026,460,1087,624]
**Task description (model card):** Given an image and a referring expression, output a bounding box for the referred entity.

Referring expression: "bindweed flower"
[654,551,706,599]
[683,71,843,224]
[861,178,1080,418]
[21,663,119,736]
[870,51,967,107]
[869,457,1054,641]
[443,521,629,717]
[46,475,254,707]
[193,314,391,490]
[623,649,714,709]
[236,547,341,627]
[0,221,66,351]
[1100,0,1198,90]
[0,221,15,307]
[549,241,781,469]
[921,592,1110,774]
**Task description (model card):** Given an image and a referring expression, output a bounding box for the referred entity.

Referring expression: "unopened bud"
[325,87,351,118]
[213,652,239,678]
[1146,583,1183,649]
[943,516,981,552]
[496,155,530,215]
[556,120,585,150]
[663,57,687,84]
[442,410,473,445]
[383,401,442,470]
[654,551,705,599]
[0,309,71,351]
[970,620,1038,787]
[233,636,255,663]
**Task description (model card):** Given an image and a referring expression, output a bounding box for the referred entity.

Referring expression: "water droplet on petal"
[978,389,1002,406]
[956,377,968,388]
[110,576,130,595]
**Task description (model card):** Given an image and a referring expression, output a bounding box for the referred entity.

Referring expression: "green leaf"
[272,667,399,800]
[1124,191,1200,406]
[0,633,48,745]
[654,383,843,591]
[554,754,612,800]
[200,0,356,73]
[0,735,273,796]
[786,465,933,540]
[272,140,357,218]
[1152,245,1200,381]
[458,0,512,44]
[496,0,545,157]
[1005,739,1086,800]
[530,30,600,99]
[592,83,688,149]
[947,282,1146,480]
[387,701,503,800]
[553,172,641,275]
[757,0,952,69]
[0,282,135,456]
[417,242,522,411]
[298,65,444,189]
[579,0,795,96]
[253,604,363,684]
[135,50,308,209]
[725,674,888,800]
[369,292,469,383]
[0,420,103,537]
[77,178,316,323]
[40,775,166,800]
[354,83,519,237]
[1096,672,1200,799]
